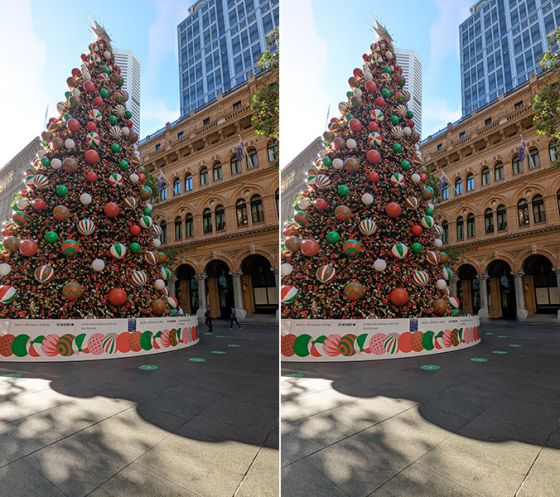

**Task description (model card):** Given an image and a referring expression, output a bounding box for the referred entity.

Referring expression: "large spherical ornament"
[436,279,448,290]
[50,158,62,170]
[442,267,453,281]
[153,238,161,248]
[422,186,434,200]
[151,297,168,315]
[371,258,386,272]
[361,193,374,205]
[3,236,19,252]
[366,149,381,164]
[77,193,92,207]
[426,251,441,265]
[375,96,386,107]
[139,215,153,229]
[124,197,138,209]
[344,157,360,172]
[122,126,131,137]
[448,296,460,310]
[411,224,423,236]
[53,205,70,221]
[390,173,405,187]
[34,198,47,210]
[434,298,448,316]
[110,243,127,259]
[343,239,362,257]
[19,239,38,257]
[301,240,320,257]
[64,139,76,150]
[281,285,299,304]
[12,212,29,227]
[347,138,358,149]
[440,252,450,263]
[61,239,81,257]
[104,202,120,218]
[61,157,79,173]
[91,258,105,272]
[314,174,331,189]
[411,242,423,254]
[357,218,376,236]
[332,158,343,170]
[32,174,49,189]
[391,243,408,259]
[130,224,141,236]
[368,132,382,147]
[281,263,293,276]
[63,281,83,301]
[391,126,403,139]
[84,149,100,164]
[110,143,121,153]
[434,238,443,249]
[131,270,147,286]
[154,279,165,290]
[284,236,301,252]
[392,143,403,154]
[421,215,435,229]
[85,131,101,148]
[107,288,127,306]
[34,264,54,283]
[434,224,444,236]
[160,267,171,280]
[316,264,336,283]
[44,231,59,243]
[0,263,11,276]
[157,252,169,264]
[411,173,421,183]
[344,280,364,301]
[77,219,95,236]
[127,242,140,254]
[140,186,152,200]
[83,80,96,93]
[334,205,352,221]
[348,118,362,133]
[0,285,17,304]
[298,197,311,210]
[390,288,409,306]
[337,184,350,196]
[405,197,419,209]
[386,202,402,218]
[109,126,122,139]
[86,170,98,182]
[294,211,310,226]
[326,231,340,244]
[413,270,429,287]
[144,251,158,265]
[56,184,69,196]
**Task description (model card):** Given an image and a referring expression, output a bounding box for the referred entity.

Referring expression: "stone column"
[450,276,458,297]
[196,274,207,320]
[513,272,528,320]
[556,269,560,320]
[169,275,177,298]
[478,273,489,319]
[231,271,247,319]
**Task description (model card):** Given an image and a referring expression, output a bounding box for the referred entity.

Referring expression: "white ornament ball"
[427,202,435,210]
[154,279,165,290]
[121,126,130,136]
[411,173,421,183]
[364,71,373,81]
[37,149,46,158]
[319,149,327,158]
[56,102,66,113]
[92,258,105,272]
[338,102,347,113]
[386,51,394,59]
[353,88,363,98]
[403,126,412,136]
[281,263,293,276]
[129,173,139,183]
[346,138,357,149]
[64,139,75,149]
[51,158,62,170]
[153,238,161,247]
[374,258,387,272]
[80,193,92,205]
[361,193,374,205]
[298,198,311,210]
[436,279,448,290]
[146,202,153,210]
[104,50,111,60]
[17,198,29,210]
[333,158,344,170]
[72,88,81,98]
[0,263,11,276]
[434,238,443,248]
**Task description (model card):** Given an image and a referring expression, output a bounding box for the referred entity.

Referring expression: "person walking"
[205,307,213,332]
[230,306,241,329]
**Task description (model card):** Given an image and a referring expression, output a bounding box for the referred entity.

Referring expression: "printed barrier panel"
[281,315,480,362]
[0,316,199,362]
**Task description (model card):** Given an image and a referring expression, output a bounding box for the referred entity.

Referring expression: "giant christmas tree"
[0,24,173,319]
[281,23,459,320]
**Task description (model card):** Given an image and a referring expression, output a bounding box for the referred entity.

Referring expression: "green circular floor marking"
[0,372,23,378]
[138,364,159,371]
[509,344,522,348]
[420,364,440,371]
[492,350,508,355]
[285,373,305,378]
[227,344,240,348]
[210,350,226,355]
[470,357,489,363]
[189,358,207,363]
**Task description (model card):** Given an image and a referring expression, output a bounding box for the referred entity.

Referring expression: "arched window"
[173,178,181,196]
[215,204,225,231]
[236,199,248,226]
[481,167,490,186]
[455,178,463,195]
[497,204,507,231]
[160,221,167,244]
[484,208,494,233]
[159,183,168,200]
[247,148,259,169]
[442,221,449,243]
[466,173,475,191]
[184,174,193,191]
[203,208,212,233]
[267,141,278,163]
[494,162,504,181]
[251,194,264,223]
[532,194,546,223]
[517,199,530,226]
[467,213,475,238]
[442,181,449,200]
[528,148,540,169]
[549,141,559,162]
[231,155,241,175]
[185,213,194,238]
[456,216,464,241]
[212,161,223,181]
[275,189,279,215]
[200,167,208,186]
[512,154,523,175]
[174,216,182,240]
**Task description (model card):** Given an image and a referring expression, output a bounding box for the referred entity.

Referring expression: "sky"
[280,0,472,167]
[0,0,190,166]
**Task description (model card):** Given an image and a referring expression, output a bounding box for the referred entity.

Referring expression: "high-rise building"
[460,0,560,117]
[177,0,279,117]
[395,48,422,137]
[113,49,141,135]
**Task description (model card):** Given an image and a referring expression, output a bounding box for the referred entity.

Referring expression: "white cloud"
[0,1,49,166]
[280,0,330,167]
[422,97,462,138]
[141,98,180,138]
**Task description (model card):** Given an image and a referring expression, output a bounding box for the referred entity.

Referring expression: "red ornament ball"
[71,68,81,78]
[420,173,428,183]
[104,202,120,218]
[19,239,38,257]
[315,198,328,211]
[367,171,380,182]
[301,240,320,257]
[151,298,168,315]
[67,119,81,133]
[365,80,378,93]
[130,225,141,236]
[390,288,409,306]
[386,202,402,218]
[348,119,362,133]
[366,149,381,164]
[138,173,146,183]
[375,96,386,107]
[93,96,104,107]
[86,122,97,132]
[108,288,127,306]
[86,170,98,182]
[84,149,100,164]
[34,198,47,210]
[434,298,448,316]
[83,80,97,93]
[368,121,379,132]
[411,225,423,236]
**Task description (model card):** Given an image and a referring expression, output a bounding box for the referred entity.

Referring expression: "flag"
[518,135,526,162]
[236,136,244,162]
[157,170,166,190]
[438,175,447,193]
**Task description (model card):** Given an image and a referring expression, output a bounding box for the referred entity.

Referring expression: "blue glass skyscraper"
[177,0,279,117]
[460,0,560,116]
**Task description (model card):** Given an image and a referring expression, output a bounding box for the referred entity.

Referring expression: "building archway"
[457,264,480,315]
[487,259,516,319]
[205,260,234,319]
[175,264,198,315]
[522,255,559,315]
[240,255,277,314]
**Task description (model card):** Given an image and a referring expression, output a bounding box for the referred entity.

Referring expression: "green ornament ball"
[63,113,72,121]
[406,110,414,119]
[102,65,111,74]
[64,91,72,98]
[383,65,393,74]
[326,231,340,244]
[451,309,460,317]
[401,159,411,171]
[129,242,141,253]
[125,110,132,119]
[144,207,152,215]
[323,157,332,167]
[346,91,353,98]
[56,185,68,196]
[111,143,121,153]
[390,115,399,125]
[108,115,118,125]
[382,88,391,98]
[119,159,129,171]
[411,242,423,254]
[392,143,403,153]
[99,87,109,98]
[41,157,51,167]
[12,202,20,212]
[338,184,350,196]
[44,231,59,243]
[344,113,354,121]
[399,76,406,87]
[426,207,434,216]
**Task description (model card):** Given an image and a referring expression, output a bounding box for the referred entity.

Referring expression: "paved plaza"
[0,321,278,497]
[282,320,560,497]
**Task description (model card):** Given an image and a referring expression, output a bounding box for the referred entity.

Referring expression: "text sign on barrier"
[281,315,481,362]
